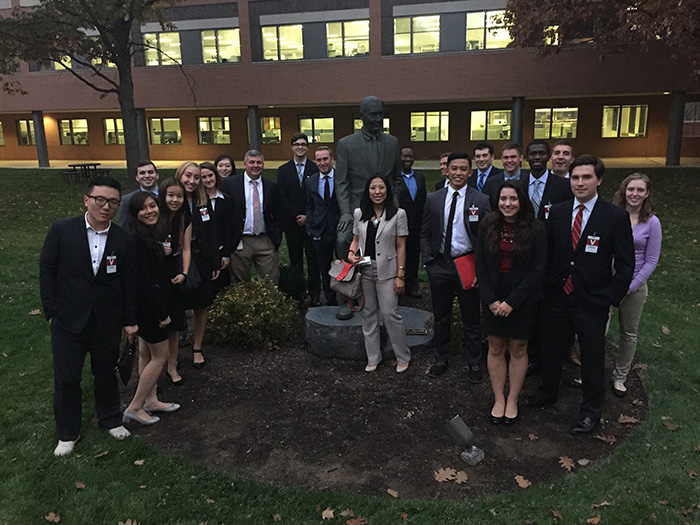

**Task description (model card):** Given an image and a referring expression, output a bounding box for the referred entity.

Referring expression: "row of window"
[4,104,663,149]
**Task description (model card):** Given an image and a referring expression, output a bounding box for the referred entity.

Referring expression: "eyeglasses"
[87,195,121,209]
[292,142,308,147]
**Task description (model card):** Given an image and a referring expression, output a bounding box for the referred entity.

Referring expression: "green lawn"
[1,167,699,524]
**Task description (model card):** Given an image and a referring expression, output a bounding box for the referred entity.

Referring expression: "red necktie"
[563,204,585,295]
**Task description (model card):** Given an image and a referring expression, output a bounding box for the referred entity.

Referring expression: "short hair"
[526,139,551,157]
[400,145,415,154]
[501,142,522,155]
[136,160,157,173]
[214,154,237,175]
[473,142,494,155]
[569,154,605,179]
[446,152,472,169]
[439,151,452,160]
[552,140,574,154]
[290,132,309,145]
[244,149,264,162]
[359,95,382,115]
[87,176,121,195]
[315,146,333,157]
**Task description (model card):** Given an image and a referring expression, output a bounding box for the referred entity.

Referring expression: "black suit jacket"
[534,173,573,221]
[277,158,317,232]
[187,195,220,265]
[39,216,138,334]
[475,219,547,310]
[305,171,340,242]
[434,178,448,191]
[224,174,283,249]
[545,197,634,308]
[468,166,503,190]
[482,172,524,206]
[397,170,427,237]
[211,193,234,259]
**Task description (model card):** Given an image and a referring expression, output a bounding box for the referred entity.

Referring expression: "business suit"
[469,166,503,192]
[40,216,137,441]
[183,195,220,309]
[224,173,283,284]
[420,185,491,368]
[526,171,573,222]
[537,197,634,421]
[278,158,320,299]
[353,207,411,366]
[434,178,448,191]
[306,170,340,305]
[209,192,234,295]
[396,170,427,294]
[482,171,523,207]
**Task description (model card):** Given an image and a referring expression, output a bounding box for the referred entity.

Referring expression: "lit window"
[602,105,648,138]
[262,25,303,61]
[411,111,449,141]
[53,56,72,70]
[327,20,369,58]
[353,115,390,134]
[299,116,334,143]
[92,56,116,68]
[202,28,241,63]
[683,102,700,137]
[466,10,512,50]
[470,110,511,141]
[394,16,439,54]
[198,117,231,145]
[534,107,578,139]
[144,32,181,66]
[150,118,181,145]
[17,120,35,146]
[0,122,4,146]
[103,118,124,145]
[59,119,89,145]
[261,116,282,144]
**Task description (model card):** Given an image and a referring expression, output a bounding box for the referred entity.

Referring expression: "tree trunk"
[115,55,141,183]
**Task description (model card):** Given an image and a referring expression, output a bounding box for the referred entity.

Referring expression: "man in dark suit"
[420,152,491,381]
[470,141,503,192]
[396,146,427,298]
[224,150,283,284]
[277,132,320,303]
[434,151,451,191]
[524,155,634,436]
[306,146,341,306]
[40,176,138,456]
[118,161,159,227]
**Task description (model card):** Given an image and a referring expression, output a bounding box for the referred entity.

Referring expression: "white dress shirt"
[572,194,598,232]
[442,185,472,256]
[243,173,266,235]
[84,213,111,276]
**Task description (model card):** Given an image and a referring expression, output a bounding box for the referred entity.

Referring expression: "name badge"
[585,235,600,253]
[468,206,479,222]
[106,255,117,274]
[199,207,210,222]
[544,203,552,220]
[162,235,171,251]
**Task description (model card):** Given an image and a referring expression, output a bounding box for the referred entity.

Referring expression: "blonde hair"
[175,161,207,207]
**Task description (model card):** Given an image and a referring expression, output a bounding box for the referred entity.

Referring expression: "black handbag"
[116,338,136,385]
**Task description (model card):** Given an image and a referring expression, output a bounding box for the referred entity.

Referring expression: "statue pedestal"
[305,306,434,361]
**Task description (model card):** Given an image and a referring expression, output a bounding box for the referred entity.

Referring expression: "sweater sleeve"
[629,215,662,293]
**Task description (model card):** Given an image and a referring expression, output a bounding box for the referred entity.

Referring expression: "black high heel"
[193,349,205,369]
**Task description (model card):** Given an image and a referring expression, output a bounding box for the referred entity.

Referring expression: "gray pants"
[612,282,648,382]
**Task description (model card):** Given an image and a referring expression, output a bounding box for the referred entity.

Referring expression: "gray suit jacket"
[353,207,408,281]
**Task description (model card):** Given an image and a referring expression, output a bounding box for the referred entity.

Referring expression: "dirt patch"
[122,288,648,500]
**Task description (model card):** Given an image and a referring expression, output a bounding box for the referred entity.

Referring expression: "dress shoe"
[143,402,181,413]
[365,363,378,373]
[523,392,555,408]
[193,349,205,369]
[396,362,410,373]
[54,439,78,457]
[468,364,483,384]
[570,416,598,436]
[167,369,184,386]
[490,412,503,425]
[427,362,448,378]
[336,304,354,320]
[504,412,519,425]
[404,289,422,299]
[613,380,627,397]
[123,409,160,426]
[108,425,131,440]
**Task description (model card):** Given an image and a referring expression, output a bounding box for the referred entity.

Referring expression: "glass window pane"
[144,33,160,66]
[534,108,551,139]
[470,111,486,140]
[326,22,343,58]
[159,32,181,65]
[59,120,72,145]
[487,110,511,140]
[413,31,439,53]
[440,111,449,141]
[410,112,426,141]
[413,15,439,33]
[217,29,240,63]
[150,119,163,144]
[466,12,485,50]
[425,112,441,141]
[619,105,648,137]
[201,30,218,63]
[299,118,314,139]
[72,119,89,145]
[601,105,620,138]
[314,117,334,143]
[262,27,279,61]
[162,118,181,144]
[683,101,700,137]
[201,116,231,144]
[103,118,124,145]
[394,17,411,54]
[0,122,4,146]
[17,120,35,146]
[261,116,281,144]
[354,117,390,134]
[485,11,511,49]
[551,107,578,138]
[343,20,369,57]
[278,25,303,60]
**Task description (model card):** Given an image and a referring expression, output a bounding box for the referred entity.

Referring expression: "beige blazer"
[353,207,408,281]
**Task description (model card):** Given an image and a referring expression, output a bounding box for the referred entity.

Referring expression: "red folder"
[454,254,476,290]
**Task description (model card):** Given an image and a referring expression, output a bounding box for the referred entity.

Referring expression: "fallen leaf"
[45,513,60,523]
[659,500,669,505]
[593,434,617,445]
[387,488,399,498]
[339,509,354,517]
[632,398,644,406]
[686,469,698,480]
[559,456,575,472]
[528,433,539,441]
[694,443,700,453]
[633,363,648,372]
[206,499,214,504]
[118,521,139,525]
[514,475,531,488]
[591,501,612,508]
[681,507,694,516]
[139,485,146,489]
[434,467,457,482]
[400,511,408,520]
[490,508,497,516]
[321,507,334,520]
[454,471,468,484]
[662,418,678,431]
[650,514,659,522]
[661,325,671,335]
[75,481,85,490]
[94,451,109,458]
[404,411,414,419]
[29,309,41,315]
[346,518,367,525]
[133,459,145,466]
[272,513,282,522]
[552,508,563,522]
[578,459,593,466]
[198,522,207,525]
[618,414,639,425]
[587,516,601,524]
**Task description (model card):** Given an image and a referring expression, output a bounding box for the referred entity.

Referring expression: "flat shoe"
[396,362,409,373]
[365,363,378,373]
[490,413,503,425]
[504,412,519,425]
[143,403,181,413]
[54,439,78,456]
[123,409,160,426]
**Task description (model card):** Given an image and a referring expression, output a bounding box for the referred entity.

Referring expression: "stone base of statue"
[305,306,434,360]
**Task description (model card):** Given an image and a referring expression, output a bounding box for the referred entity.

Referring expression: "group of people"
[39,95,661,457]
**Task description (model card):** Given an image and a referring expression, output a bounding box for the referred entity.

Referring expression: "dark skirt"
[138,317,169,344]
[182,251,214,310]
[482,272,537,340]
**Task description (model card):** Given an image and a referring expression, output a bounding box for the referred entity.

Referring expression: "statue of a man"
[334,95,401,319]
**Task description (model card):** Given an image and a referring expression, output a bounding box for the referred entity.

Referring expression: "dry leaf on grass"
[29,309,41,315]
[321,507,334,520]
[686,469,698,480]
[578,459,593,466]
[632,398,644,406]
[659,500,669,505]
[650,513,659,522]
[528,433,539,441]
[559,456,575,472]
[454,471,468,484]
[433,467,457,482]
[118,521,139,525]
[339,509,355,517]
[593,434,617,445]
[198,521,207,525]
[587,516,601,524]
[662,418,678,431]
[387,488,399,498]
[404,411,414,419]
[551,508,563,522]
[514,475,531,488]
[45,513,60,523]
[205,498,214,504]
[661,325,671,335]
[400,512,408,521]
[75,481,85,490]
[94,451,109,458]
[591,501,612,508]
[633,363,649,372]
[694,443,700,453]
[272,513,282,522]
[346,517,367,525]
[618,414,639,425]
[133,459,145,466]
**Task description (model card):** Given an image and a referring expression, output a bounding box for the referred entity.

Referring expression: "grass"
[1,166,699,524]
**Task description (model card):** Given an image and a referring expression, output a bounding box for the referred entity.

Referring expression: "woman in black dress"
[475,182,546,425]
[200,161,233,297]
[123,192,180,426]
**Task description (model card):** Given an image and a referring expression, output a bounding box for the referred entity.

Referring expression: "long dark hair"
[482,181,536,256]
[359,175,398,222]
[612,172,654,222]
[127,191,167,248]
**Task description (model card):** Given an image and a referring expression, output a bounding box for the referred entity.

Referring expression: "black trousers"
[312,238,338,305]
[426,257,482,367]
[51,319,123,441]
[286,227,321,298]
[404,230,421,293]
[539,291,609,421]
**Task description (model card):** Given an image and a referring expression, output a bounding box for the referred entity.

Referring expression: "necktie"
[296,163,304,185]
[323,176,330,203]
[444,191,459,259]
[531,179,542,216]
[477,173,487,192]
[563,204,585,294]
[252,180,263,235]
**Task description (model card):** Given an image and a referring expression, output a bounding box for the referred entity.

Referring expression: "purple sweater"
[629,214,662,294]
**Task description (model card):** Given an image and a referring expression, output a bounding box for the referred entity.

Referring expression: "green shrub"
[207,279,299,348]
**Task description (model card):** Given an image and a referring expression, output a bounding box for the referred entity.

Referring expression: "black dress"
[209,191,234,296]
[182,196,220,310]
[134,237,170,344]
[163,210,189,332]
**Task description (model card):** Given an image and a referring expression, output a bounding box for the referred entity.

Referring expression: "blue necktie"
[477,173,487,191]
[296,163,304,185]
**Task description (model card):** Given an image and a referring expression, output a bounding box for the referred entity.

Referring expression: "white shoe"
[54,440,77,456]
[365,363,378,372]
[109,425,131,440]
[613,380,627,397]
[396,362,410,373]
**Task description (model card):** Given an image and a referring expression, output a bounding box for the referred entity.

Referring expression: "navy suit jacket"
[277,158,317,232]
[469,166,503,190]
[305,171,340,242]
[397,170,427,237]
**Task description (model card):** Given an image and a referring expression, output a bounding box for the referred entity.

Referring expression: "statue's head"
[359,96,383,135]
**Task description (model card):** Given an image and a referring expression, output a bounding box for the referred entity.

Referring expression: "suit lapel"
[376,210,388,238]
[576,198,604,254]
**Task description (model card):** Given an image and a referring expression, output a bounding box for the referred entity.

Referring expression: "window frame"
[534,107,579,139]
[298,115,335,144]
[410,111,449,142]
[326,20,370,58]
[470,110,512,141]
[149,117,182,145]
[197,116,231,145]
[261,24,304,61]
[466,10,511,50]
[103,118,124,145]
[59,118,90,146]
[16,120,35,146]
[0,122,4,146]
[394,15,440,55]
[201,28,241,64]
[601,104,649,138]
[143,31,182,66]
[683,101,700,138]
